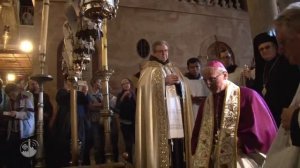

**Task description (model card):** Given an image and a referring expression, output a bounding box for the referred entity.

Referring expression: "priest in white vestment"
[135,40,194,168]
[184,57,209,121]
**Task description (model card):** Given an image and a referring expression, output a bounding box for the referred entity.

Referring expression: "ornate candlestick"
[62,0,124,166]
[95,19,115,162]
[80,0,119,164]
[31,0,53,167]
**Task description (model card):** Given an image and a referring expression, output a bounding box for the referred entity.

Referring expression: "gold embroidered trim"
[193,95,214,168]
[216,82,240,167]
[193,81,240,168]
[152,68,170,168]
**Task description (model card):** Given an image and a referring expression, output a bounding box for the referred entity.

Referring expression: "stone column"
[247,0,278,38]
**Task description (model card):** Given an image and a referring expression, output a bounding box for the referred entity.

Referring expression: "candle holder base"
[30,74,53,83]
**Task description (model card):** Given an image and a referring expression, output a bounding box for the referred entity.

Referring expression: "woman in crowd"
[116,78,136,163]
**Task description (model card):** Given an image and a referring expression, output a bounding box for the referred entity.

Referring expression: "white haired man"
[264,2,300,168]
[191,60,277,167]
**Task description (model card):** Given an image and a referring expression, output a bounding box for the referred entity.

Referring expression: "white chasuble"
[163,66,184,139]
[165,85,184,138]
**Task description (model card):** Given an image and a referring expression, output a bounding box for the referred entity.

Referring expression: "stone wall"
[31,0,254,104]
[108,0,253,90]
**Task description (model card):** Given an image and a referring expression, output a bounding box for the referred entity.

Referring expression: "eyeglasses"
[203,73,224,83]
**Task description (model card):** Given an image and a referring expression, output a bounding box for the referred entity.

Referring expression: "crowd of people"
[0,74,136,167]
[0,2,300,168]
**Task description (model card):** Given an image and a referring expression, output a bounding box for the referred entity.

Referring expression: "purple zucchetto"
[206,60,227,72]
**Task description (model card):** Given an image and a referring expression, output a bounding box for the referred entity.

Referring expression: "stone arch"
[199,35,235,65]
[207,41,236,65]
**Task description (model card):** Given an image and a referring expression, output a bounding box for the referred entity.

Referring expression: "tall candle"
[101,19,108,70]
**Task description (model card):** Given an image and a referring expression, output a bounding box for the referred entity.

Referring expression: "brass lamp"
[63,0,123,166]
[79,0,120,164]
[81,0,119,20]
